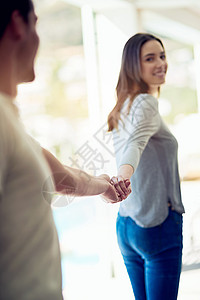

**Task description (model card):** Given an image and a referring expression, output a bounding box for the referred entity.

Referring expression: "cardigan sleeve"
[115,94,161,171]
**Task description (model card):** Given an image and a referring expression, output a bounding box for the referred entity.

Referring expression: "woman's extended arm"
[117,164,134,180]
[111,95,160,189]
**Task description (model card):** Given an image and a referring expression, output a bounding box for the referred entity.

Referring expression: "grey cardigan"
[113,93,185,227]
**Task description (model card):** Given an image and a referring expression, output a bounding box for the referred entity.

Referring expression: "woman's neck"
[148,86,159,98]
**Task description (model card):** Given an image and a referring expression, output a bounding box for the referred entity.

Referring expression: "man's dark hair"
[0,0,33,39]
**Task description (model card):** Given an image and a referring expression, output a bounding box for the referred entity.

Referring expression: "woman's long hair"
[107,33,164,131]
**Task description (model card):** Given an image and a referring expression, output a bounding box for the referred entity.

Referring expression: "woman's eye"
[160,54,166,60]
[146,57,153,62]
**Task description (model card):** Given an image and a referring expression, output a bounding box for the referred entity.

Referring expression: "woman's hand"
[111,175,131,201]
[99,174,131,204]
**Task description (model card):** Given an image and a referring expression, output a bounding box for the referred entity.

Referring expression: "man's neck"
[0,82,17,98]
[0,43,17,98]
[0,62,17,98]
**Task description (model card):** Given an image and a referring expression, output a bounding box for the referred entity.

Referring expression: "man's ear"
[9,10,27,40]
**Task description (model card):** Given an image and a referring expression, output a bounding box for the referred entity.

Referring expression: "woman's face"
[140,39,168,94]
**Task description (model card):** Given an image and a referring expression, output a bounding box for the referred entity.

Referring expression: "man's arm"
[42,148,130,203]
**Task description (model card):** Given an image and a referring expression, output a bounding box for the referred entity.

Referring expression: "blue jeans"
[116,208,183,300]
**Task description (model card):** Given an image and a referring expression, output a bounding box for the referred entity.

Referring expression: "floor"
[62,264,200,300]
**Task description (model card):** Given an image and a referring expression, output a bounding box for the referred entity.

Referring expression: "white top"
[113,94,185,227]
[0,94,63,299]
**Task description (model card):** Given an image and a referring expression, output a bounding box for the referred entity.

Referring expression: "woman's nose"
[156,58,166,68]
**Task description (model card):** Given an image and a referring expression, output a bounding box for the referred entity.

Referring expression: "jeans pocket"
[126,218,163,256]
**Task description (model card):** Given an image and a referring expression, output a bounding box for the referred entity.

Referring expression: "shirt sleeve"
[27,134,42,153]
[116,94,161,171]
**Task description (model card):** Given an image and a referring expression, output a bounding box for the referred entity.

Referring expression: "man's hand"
[99,174,131,204]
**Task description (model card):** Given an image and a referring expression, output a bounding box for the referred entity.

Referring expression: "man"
[0,1,130,299]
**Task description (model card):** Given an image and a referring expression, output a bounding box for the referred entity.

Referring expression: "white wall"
[81,3,140,128]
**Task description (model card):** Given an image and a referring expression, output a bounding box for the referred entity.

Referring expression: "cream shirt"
[0,94,63,299]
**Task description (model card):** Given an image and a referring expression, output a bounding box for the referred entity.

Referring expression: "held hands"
[99,174,131,204]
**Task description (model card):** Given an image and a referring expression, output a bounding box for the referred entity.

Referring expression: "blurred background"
[17,0,200,299]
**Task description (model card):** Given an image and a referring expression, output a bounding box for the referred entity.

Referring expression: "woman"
[108,33,185,300]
